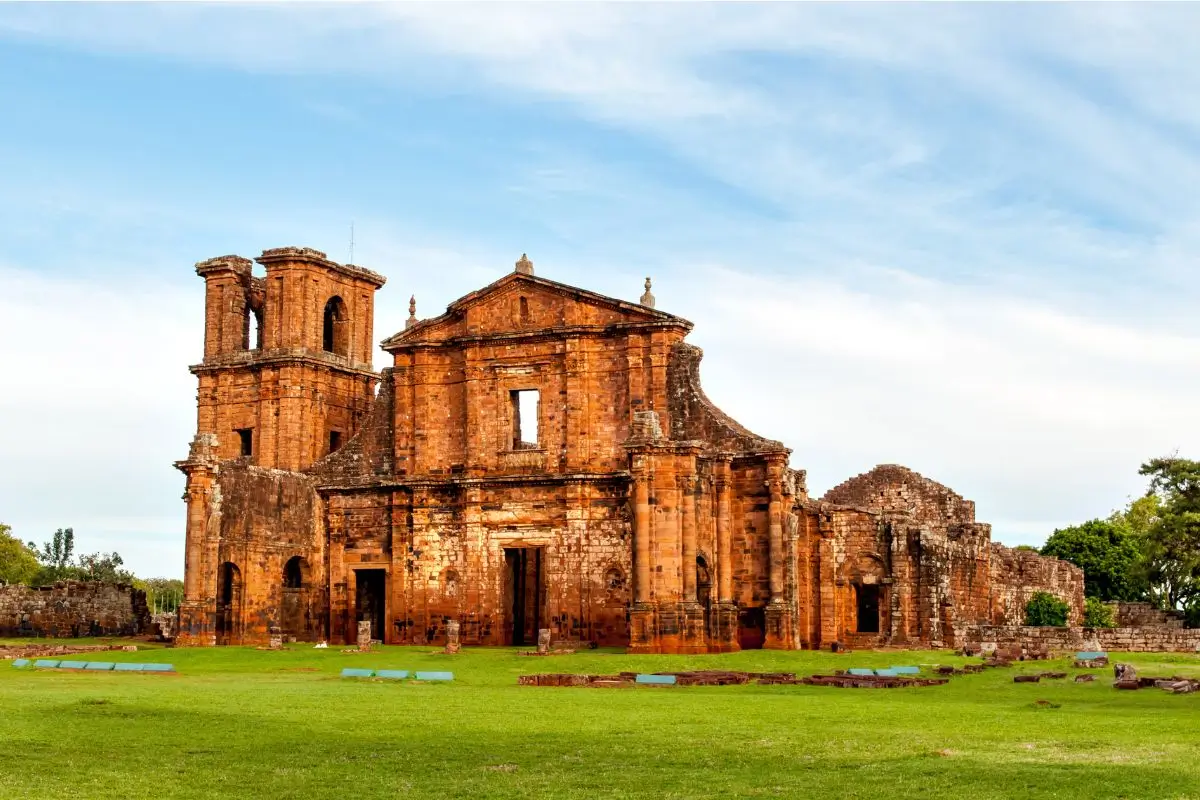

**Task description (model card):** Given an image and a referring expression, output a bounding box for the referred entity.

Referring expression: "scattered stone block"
[1014,675,1040,683]
[1074,674,1095,683]
[1114,680,1140,690]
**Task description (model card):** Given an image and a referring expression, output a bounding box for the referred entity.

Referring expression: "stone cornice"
[255,246,387,288]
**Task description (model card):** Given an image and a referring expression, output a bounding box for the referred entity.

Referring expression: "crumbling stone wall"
[1107,601,1187,629]
[962,624,1200,653]
[0,581,150,638]
[988,543,1084,626]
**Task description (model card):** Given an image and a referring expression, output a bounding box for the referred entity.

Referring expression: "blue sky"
[2,3,1199,578]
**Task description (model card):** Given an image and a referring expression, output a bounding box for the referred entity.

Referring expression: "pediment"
[382,272,690,350]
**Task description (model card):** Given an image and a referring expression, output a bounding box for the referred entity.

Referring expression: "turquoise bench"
[891,666,921,675]
[847,668,875,676]
[635,674,676,685]
[376,670,409,680]
[11,659,31,668]
[85,662,116,671]
[341,668,375,678]
[58,660,89,670]
[414,671,454,682]
[874,668,899,677]
[1076,651,1107,661]
[33,659,60,669]
[140,663,175,673]
[114,663,144,672]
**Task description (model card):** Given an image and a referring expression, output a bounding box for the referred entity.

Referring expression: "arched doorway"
[215,562,242,645]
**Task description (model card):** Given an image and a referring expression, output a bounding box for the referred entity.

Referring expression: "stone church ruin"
[176,247,1086,652]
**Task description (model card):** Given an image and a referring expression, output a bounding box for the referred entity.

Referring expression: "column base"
[709,601,741,653]
[764,600,794,650]
[175,600,216,647]
[627,602,659,653]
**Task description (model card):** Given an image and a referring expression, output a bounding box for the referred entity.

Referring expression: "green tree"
[0,523,41,585]
[1083,597,1116,628]
[30,527,79,584]
[1040,519,1144,601]
[77,551,135,584]
[1025,591,1070,626]
[1135,457,1200,611]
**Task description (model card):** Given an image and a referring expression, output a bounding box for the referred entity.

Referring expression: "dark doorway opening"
[737,606,766,650]
[355,569,386,643]
[504,547,543,646]
[856,584,881,634]
[216,562,241,645]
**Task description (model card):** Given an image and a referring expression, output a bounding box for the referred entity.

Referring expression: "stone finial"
[640,276,655,308]
[515,253,534,275]
[405,295,418,329]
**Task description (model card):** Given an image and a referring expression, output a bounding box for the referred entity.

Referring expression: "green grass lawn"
[2,641,1199,799]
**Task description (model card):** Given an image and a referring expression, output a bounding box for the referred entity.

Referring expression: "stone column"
[681,475,697,601]
[764,455,793,649]
[175,433,220,647]
[628,454,657,652]
[711,458,739,652]
[679,473,707,652]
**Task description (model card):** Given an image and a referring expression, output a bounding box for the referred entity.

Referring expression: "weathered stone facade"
[176,248,1084,652]
[0,581,150,638]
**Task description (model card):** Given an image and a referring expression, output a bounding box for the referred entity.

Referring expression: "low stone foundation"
[961,624,1200,653]
[0,581,150,638]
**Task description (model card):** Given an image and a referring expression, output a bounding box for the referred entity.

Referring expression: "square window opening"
[235,428,253,458]
[329,430,343,454]
[510,389,540,450]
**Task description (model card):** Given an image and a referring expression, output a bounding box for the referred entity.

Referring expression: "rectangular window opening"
[329,430,343,454]
[510,389,540,450]
[235,428,253,458]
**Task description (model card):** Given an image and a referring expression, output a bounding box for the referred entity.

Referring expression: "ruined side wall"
[215,466,325,644]
[0,581,150,638]
[961,624,1200,653]
[988,543,1085,626]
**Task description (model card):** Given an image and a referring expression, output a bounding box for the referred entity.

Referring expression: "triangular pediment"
[382,272,690,350]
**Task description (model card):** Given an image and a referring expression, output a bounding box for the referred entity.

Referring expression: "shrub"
[1025,591,1070,627]
[1083,597,1116,628]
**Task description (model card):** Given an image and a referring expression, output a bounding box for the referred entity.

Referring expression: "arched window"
[284,556,305,589]
[519,296,530,325]
[242,305,264,350]
[322,296,348,355]
[605,566,625,591]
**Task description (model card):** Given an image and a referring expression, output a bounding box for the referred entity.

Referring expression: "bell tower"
[187,246,386,472]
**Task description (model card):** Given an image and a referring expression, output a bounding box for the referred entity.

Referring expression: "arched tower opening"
[323,296,349,355]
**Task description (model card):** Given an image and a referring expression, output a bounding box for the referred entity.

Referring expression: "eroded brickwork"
[0,581,149,638]
[177,249,1094,652]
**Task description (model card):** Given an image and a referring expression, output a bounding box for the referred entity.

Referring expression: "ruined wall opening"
[856,584,881,633]
[355,569,386,643]
[322,296,349,356]
[504,547,543,646]
[328,430,342,454]
[235,428,253,458]
[737,607,766,650]
[216,562,242,645]
[510,389,540,450]
[696,555,712,611]
[519,295,530,325]
[284,556,306,589]
[243,306,263,351]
